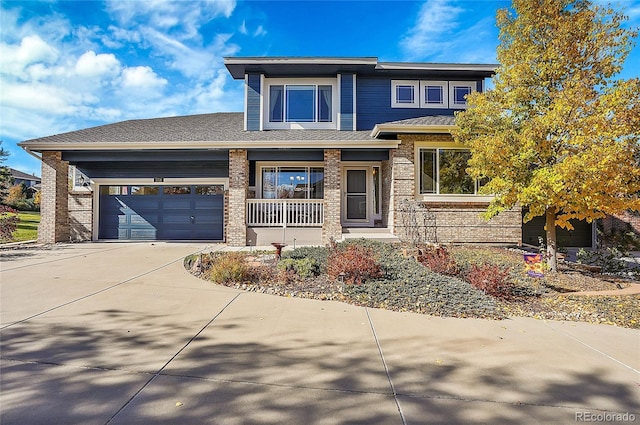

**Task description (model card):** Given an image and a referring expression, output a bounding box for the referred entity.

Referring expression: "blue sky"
[1,0,639,176]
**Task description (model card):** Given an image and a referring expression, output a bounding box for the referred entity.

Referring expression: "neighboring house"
[9,168,41,196]
[21,56,529,246]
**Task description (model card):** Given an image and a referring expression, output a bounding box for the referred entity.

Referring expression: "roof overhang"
[224,56,498,79]
[370,124,457,138]
[224,57,379,79]
[19,139,401,153]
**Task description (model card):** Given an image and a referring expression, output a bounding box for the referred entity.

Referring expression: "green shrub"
[277,257,320,278]
[210,252,248,284]
[282,246,330,272]
[576,247,629,275]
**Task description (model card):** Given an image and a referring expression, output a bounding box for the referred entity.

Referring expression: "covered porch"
[231,148,399,247]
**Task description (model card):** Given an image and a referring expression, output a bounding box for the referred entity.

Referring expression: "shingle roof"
[20,112,378,146]
[381,115,456,126]
[10,168,41,181]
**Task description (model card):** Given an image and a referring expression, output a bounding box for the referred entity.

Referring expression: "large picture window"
[419,148,481,195]
[261,166,324,199]
[269,84,332,123]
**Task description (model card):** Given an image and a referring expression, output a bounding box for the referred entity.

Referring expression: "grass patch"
[11,211,40,242]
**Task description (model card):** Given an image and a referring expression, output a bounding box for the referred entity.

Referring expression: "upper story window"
[420,81,447,109]
[391,80,419,108]
[265,78,337,129]
[392,80,476,109]
[449,81,475,109]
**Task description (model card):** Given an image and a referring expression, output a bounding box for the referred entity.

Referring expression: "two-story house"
[19,57,524,246]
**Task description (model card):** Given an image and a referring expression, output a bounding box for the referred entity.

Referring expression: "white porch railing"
[246,199,324,227]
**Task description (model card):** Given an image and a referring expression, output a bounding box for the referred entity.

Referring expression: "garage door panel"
[195,199,219,209]
[130,228,157,240]
[163,199,192,209]
[99,185,224,241]
[163,215,192,225]
[130,214,158,225]
[196,215,221,225]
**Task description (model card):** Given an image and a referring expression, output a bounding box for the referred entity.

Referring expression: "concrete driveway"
[1,242,639,424]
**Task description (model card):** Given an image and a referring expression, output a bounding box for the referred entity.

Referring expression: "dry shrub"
[466,264,513,300]
[327,244,383,285]
[210,252,248,284]
[417,246,459,277]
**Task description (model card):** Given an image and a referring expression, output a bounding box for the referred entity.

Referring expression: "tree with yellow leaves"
[453,0,640,272]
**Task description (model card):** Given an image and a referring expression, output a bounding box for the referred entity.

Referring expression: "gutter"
[21,145,43,162]
[18,140,402,151]
[370,124,457,138]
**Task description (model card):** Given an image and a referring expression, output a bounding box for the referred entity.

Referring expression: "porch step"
[340,228,400,243]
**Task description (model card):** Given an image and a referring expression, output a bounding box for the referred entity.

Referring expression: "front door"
[343,168,369,225]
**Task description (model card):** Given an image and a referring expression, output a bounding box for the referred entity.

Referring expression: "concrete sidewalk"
[1,242,639,424]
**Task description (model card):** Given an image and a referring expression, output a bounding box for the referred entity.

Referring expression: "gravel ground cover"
[185,241,640,329]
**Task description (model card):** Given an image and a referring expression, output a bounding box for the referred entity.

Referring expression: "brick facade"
[322,149,342,245]
[69,191,93,241]
[39,151,69,243]
[601,211,640,237]
[388,137,415,235]
[424,203,522,244]
[383,134,522,246]
[227,149,248,246]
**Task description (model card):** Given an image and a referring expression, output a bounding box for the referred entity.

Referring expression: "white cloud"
[121,66,168,90]
[0,35,59,77]
[75,50,121,78]
[240,20,248,35]
[0,0,246,163]
[254,25,267,37]
[400,0,497,63]
[400,0,464,59]
[106,0,236,41]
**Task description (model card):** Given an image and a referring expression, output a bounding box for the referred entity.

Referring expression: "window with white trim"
[260,166,324,199]
[265,78,336,129]
[420,81,448,108]
[449,81,476,109]
[391,80,419,108]
[419,148,484,195]
[391,80,477,109]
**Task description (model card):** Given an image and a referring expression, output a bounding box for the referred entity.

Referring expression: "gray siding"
[246,73,261,131]
[340,74,354,130]
[76,161,229,179]
[63,150,229,162]
[247,149,324,161]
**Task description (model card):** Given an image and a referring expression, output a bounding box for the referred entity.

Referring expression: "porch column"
[39,151,70,243]
[227,149,248,246]
[390,137,415,236]
[322,149,342,245]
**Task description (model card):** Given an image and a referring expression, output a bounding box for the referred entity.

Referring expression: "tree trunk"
[545,207,558,273]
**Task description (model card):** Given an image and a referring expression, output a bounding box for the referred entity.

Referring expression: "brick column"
[389,138,415,236]
[39,151,70,243]
[322,149,342,245]
[68,191,93,241]
[227,149,248,246]
[381,151,393,230]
